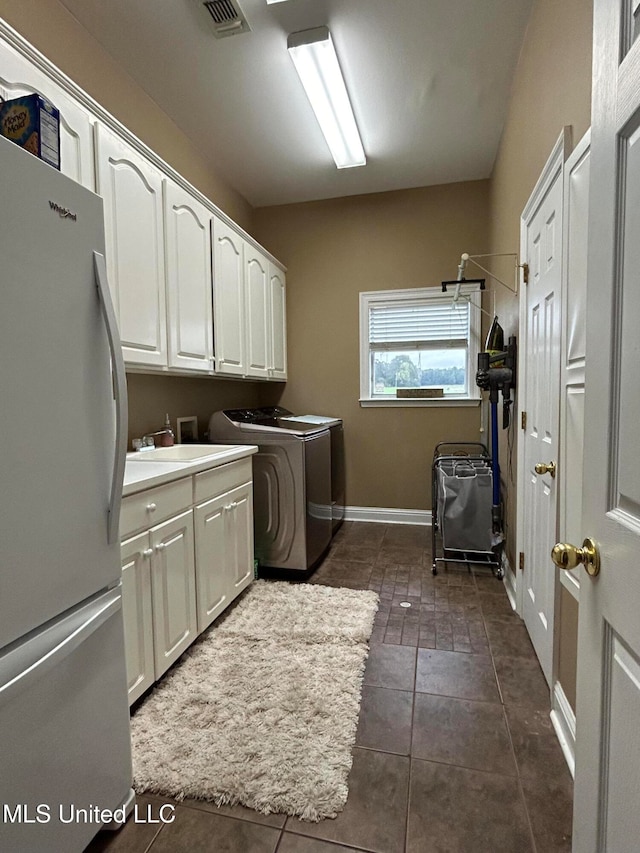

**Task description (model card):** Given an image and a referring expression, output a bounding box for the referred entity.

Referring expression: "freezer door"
[0,588,133,852]
[0,138,125,649]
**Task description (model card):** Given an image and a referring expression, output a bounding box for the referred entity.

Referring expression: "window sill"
[359,397,481,408]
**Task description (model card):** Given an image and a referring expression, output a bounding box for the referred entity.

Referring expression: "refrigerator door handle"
[0,589,121,706]
[94,251,128,545]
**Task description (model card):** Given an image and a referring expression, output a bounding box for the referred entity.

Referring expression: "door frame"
[514,128,571,623]
[549,127,592,780]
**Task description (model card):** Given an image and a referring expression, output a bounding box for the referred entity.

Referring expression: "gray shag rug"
[131,580,379,821]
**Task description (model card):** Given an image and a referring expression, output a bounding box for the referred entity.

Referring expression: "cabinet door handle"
[224,504,233,512]
[146,502,157,512]
[142,548,153,558]
[155,542,166,552]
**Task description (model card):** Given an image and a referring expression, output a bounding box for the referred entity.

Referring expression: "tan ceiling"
[58,0,533,207]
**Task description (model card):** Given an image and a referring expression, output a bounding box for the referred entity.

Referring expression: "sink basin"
[129,444,235,462]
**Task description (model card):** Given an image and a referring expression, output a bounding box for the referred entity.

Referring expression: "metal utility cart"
[431,442,503,578]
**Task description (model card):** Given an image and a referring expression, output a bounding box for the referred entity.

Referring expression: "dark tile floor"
[87,522,573,853]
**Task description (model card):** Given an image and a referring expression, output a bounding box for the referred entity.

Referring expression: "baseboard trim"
[550,680,576,778]
[344,506,431,526]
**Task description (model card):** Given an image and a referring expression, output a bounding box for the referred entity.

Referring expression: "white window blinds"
[369,298,470,350]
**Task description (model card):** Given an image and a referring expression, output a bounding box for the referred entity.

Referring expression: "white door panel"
[572,2,640,849]
[558,133,590,601]
[521,163,563,684]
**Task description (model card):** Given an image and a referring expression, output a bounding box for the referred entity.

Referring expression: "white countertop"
[123,444,257,496]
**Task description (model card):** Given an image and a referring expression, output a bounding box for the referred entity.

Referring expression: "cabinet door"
[95,122,167,367]
[268,264,287,380]
[164,180,214,373]
[245,247,270,379]
[195,481,254,631]
[194,493,231,632]
[228,482,255,598]
[211,216,246,376]
[150,510,197,677]
[0,41,95,188]
[121,532,155,705]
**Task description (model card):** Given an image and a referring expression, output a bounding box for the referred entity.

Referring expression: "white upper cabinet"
[164,180,214,373]
[0,31,286,381]
[95,122,167,368]
[211,216,287,381]
[211,215,246,377]
[0,42,95,189]
[245,246,270,379]
[268,264,287,381]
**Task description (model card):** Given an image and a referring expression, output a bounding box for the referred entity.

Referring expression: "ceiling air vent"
[201,0,251,38]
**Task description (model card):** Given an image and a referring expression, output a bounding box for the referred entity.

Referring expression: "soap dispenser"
[160,413,174,447]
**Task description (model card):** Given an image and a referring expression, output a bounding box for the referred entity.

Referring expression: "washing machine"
[208,407,332,572]
[277,411,345,534]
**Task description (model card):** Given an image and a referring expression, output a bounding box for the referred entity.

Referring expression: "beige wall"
[488,0,593,710]
[254,181,490,511]
[126,373,281,448]
[489,0,593,566]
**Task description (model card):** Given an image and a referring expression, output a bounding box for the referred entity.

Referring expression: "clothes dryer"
[278,411,345,534]
[208,408,331,572]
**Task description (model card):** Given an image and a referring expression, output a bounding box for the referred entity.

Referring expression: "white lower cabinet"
[121,532,155,705]
[195,480,254,632]
[150,509,198,678]
[120,458,254,705]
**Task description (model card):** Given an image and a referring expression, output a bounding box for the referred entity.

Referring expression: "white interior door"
[519,136,566,685]
[558,132,590,606]
[571,2,640,849]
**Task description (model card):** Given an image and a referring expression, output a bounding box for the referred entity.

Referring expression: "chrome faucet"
[133,414,174,451]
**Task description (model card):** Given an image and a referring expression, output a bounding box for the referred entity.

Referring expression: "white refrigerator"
[0,135,133,851]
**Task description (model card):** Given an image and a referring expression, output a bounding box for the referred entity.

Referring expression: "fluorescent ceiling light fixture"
[287,26,366,169]
[266,0,290,4]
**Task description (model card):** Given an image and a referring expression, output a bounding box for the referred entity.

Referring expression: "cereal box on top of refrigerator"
[0,94,60,170]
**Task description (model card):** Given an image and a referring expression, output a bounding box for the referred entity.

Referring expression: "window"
[359,286,482,406]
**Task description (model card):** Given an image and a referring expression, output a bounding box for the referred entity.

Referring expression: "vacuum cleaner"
[475,318,517,538]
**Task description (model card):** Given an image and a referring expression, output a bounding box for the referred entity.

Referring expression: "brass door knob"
[535,461,557,478]
[551,538,600,576]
